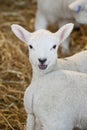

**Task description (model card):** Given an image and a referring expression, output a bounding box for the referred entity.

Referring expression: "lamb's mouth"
[38,64,48,70]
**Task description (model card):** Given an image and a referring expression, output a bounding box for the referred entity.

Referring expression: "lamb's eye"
[29,45,33,49]
[52,45,56,49]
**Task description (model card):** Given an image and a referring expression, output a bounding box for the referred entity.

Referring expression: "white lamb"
[11,23,87,130]
[35,0,87,53]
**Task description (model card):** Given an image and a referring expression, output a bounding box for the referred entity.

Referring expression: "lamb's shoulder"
[45,70,87,90]
[60,70,87,95]
[59,70,87,82]
[47,69,87,79]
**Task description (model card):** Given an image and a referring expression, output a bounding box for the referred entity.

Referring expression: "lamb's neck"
[32,62,58,81]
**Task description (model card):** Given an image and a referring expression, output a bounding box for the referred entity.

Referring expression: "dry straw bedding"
[0,0,87,129]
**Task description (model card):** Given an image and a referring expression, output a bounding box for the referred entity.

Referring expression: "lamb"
[35,0,87,53]
[11,23,87,130]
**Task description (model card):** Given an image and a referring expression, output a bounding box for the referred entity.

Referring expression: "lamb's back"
[37,0,75,19]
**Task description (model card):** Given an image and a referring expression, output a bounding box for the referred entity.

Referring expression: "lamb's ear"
[69,0,85,12]
[11,24,31,43]
[55,23,74,45]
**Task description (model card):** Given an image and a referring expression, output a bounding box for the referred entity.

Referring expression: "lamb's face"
[28,30,58,72]
[69,0,87,24]
[11,23,74,73]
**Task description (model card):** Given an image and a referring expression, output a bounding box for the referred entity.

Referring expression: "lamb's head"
[69,0,87,24]
[11,23,73,74]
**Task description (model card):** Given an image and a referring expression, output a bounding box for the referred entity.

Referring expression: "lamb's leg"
[26,114,35,130]
[35,11,48,30]
[58,20,72,54]
[35,118,42,130]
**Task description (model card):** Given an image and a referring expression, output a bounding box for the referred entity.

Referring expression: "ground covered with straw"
[0,0,87,130]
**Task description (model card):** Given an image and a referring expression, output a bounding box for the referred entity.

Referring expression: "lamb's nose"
[38,58,47,64]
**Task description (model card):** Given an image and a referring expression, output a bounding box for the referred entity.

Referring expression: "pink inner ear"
[60,28,66,41]
[18,28,26,41]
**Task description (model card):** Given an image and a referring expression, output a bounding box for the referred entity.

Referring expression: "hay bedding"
[0,0,87,129]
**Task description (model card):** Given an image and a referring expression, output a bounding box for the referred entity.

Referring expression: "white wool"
[58,50,87,73]
[32,50,87,130]
[24,70,87,130]
[11,23,87,130]
[35,0,87,53]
